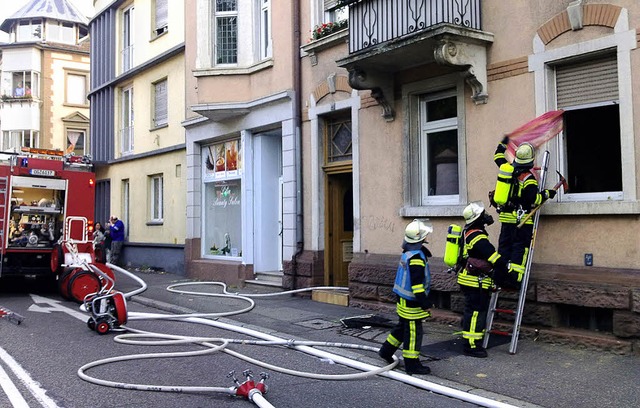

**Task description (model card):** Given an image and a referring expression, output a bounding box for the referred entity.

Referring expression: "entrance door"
[325,172,353,287]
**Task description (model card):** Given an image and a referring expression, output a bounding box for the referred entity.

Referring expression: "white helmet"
[514,142,535,166]
[404,219,433,243]
[463,201,485,224]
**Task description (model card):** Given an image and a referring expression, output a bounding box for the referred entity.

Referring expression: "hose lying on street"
[77,263,518,408]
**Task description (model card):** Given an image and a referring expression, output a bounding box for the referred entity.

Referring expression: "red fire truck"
[0,148,96,287]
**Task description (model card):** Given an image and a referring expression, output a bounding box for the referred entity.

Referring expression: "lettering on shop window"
[212,185,240,208]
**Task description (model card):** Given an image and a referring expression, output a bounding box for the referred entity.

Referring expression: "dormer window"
[16,19,42,42]
[47,21,76,44]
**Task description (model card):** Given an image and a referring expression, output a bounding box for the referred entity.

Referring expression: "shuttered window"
[324,0,340,10]
[556,55,618,108]
[156,0,168,30]
[154,79,168,127]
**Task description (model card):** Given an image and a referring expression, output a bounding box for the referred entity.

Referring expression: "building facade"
[295,0,640,352]
[0,0,90,157]
[89,0,186,271]
[183,0,300,285]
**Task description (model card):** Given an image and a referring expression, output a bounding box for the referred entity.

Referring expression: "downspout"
[291,0,303,289]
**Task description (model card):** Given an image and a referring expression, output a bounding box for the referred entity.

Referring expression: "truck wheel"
[50,245,64,274]
[58,268,74,300]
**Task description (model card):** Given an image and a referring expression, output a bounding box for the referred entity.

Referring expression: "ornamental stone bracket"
[347,68,396,122]
[434,39,489,105]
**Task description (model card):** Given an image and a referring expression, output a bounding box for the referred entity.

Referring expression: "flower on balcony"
[309,20,348,42]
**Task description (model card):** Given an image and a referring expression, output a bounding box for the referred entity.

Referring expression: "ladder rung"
[489,329,512,337]
[494,308,515,314]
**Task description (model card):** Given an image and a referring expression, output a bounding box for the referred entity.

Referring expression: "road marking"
[0,362,30,408]
[0,346,61,408]
[28,295,88,322]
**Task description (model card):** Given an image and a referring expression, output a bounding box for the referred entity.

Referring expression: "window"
[324,112,352,164]
[213,0,238,65]
[153,79,168,128]
[203,139,242,258]
[1,130,39,151]
[258,0,271,60]
[324,0,348,23]
[4,71,39,98]
[16,19,42,42]
[120,87,134,155]
[122,6,135,71]
[554,55,622,200]
[419,89,459,202]
[150,174,164,222]
[66,73,87,105]
[47,21,75,44]
[122,179,130,239]
[66,129,87,156]
[154,0,168,36]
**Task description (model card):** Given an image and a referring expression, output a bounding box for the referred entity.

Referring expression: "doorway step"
[312,289,349,306]
[245,271,283,288]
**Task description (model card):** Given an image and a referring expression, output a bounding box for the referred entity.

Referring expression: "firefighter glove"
[543,189,557,200]
[501,135,510,144]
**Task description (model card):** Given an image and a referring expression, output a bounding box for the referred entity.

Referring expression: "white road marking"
[28,294,88,322]
[0,346,61,408]
[0,362,30,408]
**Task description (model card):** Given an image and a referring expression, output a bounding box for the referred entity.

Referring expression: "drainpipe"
[291,0,303,289]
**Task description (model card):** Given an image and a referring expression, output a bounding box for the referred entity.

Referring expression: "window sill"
[64,103,90,108]
[193,59,274,77]
[150,123,168,131]
[401,204,467,218]
[301,29,348,56]
[542,200,640,215]
[146,221,164,226]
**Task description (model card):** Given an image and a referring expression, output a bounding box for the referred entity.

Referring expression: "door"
[325,172,353,287]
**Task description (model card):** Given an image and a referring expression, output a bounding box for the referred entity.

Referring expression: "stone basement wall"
[348,252,640,355]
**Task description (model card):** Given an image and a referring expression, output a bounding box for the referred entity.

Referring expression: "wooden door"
[325,172,353,287]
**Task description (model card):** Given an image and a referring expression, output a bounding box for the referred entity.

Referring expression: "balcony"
[336,0,494,119]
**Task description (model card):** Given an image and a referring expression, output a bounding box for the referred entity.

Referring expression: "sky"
[0,0,95,42]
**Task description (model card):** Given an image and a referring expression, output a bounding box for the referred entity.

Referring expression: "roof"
[0,0,89,33]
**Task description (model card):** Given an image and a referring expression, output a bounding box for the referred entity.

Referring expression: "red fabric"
[504,110,564,162]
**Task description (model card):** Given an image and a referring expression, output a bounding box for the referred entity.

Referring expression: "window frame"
[149,174,164,223]
[1,130,39,151]
[402,75,467,215]
[153,0,169,37]
[212,0,238,66]
[258,0,272,60]
[120,86,134,155]
[65,71,88,106]
[152,78,168,128]
[16,19,42,42]
[529,24,637,214]
[66,128,88,156]
[122,6,135,72]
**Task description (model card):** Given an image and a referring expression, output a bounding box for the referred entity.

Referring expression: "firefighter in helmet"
[492,139,555,288]
[378,219,433,375]
[458,201,509,358]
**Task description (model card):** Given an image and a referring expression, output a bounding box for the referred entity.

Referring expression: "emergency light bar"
[21,147,64,157]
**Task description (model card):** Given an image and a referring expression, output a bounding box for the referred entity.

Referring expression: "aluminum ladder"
[483,150,550,354]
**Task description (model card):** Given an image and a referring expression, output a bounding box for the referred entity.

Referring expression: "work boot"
[378,341,396,364]
[463,345,488,358]
[404,358,431,375]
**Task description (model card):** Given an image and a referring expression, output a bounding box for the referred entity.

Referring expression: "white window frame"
[120,86,134,155]
[150,174,164,222]
[529,16,637,214]
[212,0,238,66]
[1,130,39,151]
[66,72,88,106]
[66,129,87,156]
[46,21,75,44]
[16,19,42,42]
[4,71,39,98]
[258,0,271,60]
[122,179,130,239]
[122,6,135,72]
[153,79,168,128]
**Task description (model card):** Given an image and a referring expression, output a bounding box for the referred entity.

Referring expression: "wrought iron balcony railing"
[346,0,482,54]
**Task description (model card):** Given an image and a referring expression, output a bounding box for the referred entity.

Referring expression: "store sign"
[29,169,56,177]
[212,184,240,208]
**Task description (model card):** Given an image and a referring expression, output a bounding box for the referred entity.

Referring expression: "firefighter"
[458,201,509,358]
[493,139,555,287]
[378,219,433,375]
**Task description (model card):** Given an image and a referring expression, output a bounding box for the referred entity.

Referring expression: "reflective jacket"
[393,248,431,320]
[457,228,501,290]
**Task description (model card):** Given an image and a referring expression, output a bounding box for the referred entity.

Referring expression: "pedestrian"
[107,215,125,266]
[378,219,433,375]
[457,201,509,358]
[492,139,555,287]
[14,82,24,97]
[103,221,113,263]
[93,222,106,262]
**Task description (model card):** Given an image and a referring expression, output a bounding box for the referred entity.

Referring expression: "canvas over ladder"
[482,150,551,354]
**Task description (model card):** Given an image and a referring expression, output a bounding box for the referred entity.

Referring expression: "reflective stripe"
[457,272,493,289]
[409,259,425,267]
[387,334,401,348]
[488,252,500,263]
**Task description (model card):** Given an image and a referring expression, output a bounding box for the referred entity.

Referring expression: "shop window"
[203,139,242,258]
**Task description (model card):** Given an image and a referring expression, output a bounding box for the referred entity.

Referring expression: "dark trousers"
[385,316,424,360]
[461,286,491,349]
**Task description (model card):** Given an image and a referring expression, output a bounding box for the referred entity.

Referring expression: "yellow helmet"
[404,219,433,243]
[514,142,535,166]
[463,201,485,224]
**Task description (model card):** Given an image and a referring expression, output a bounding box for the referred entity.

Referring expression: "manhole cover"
[295,318,341,330]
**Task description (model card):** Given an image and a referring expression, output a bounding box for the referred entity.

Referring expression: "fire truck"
[0,148,96,293]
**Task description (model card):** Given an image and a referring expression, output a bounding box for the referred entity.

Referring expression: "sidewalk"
[119,269,640,408]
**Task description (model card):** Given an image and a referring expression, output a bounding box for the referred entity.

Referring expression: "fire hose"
[77,263,519,408]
